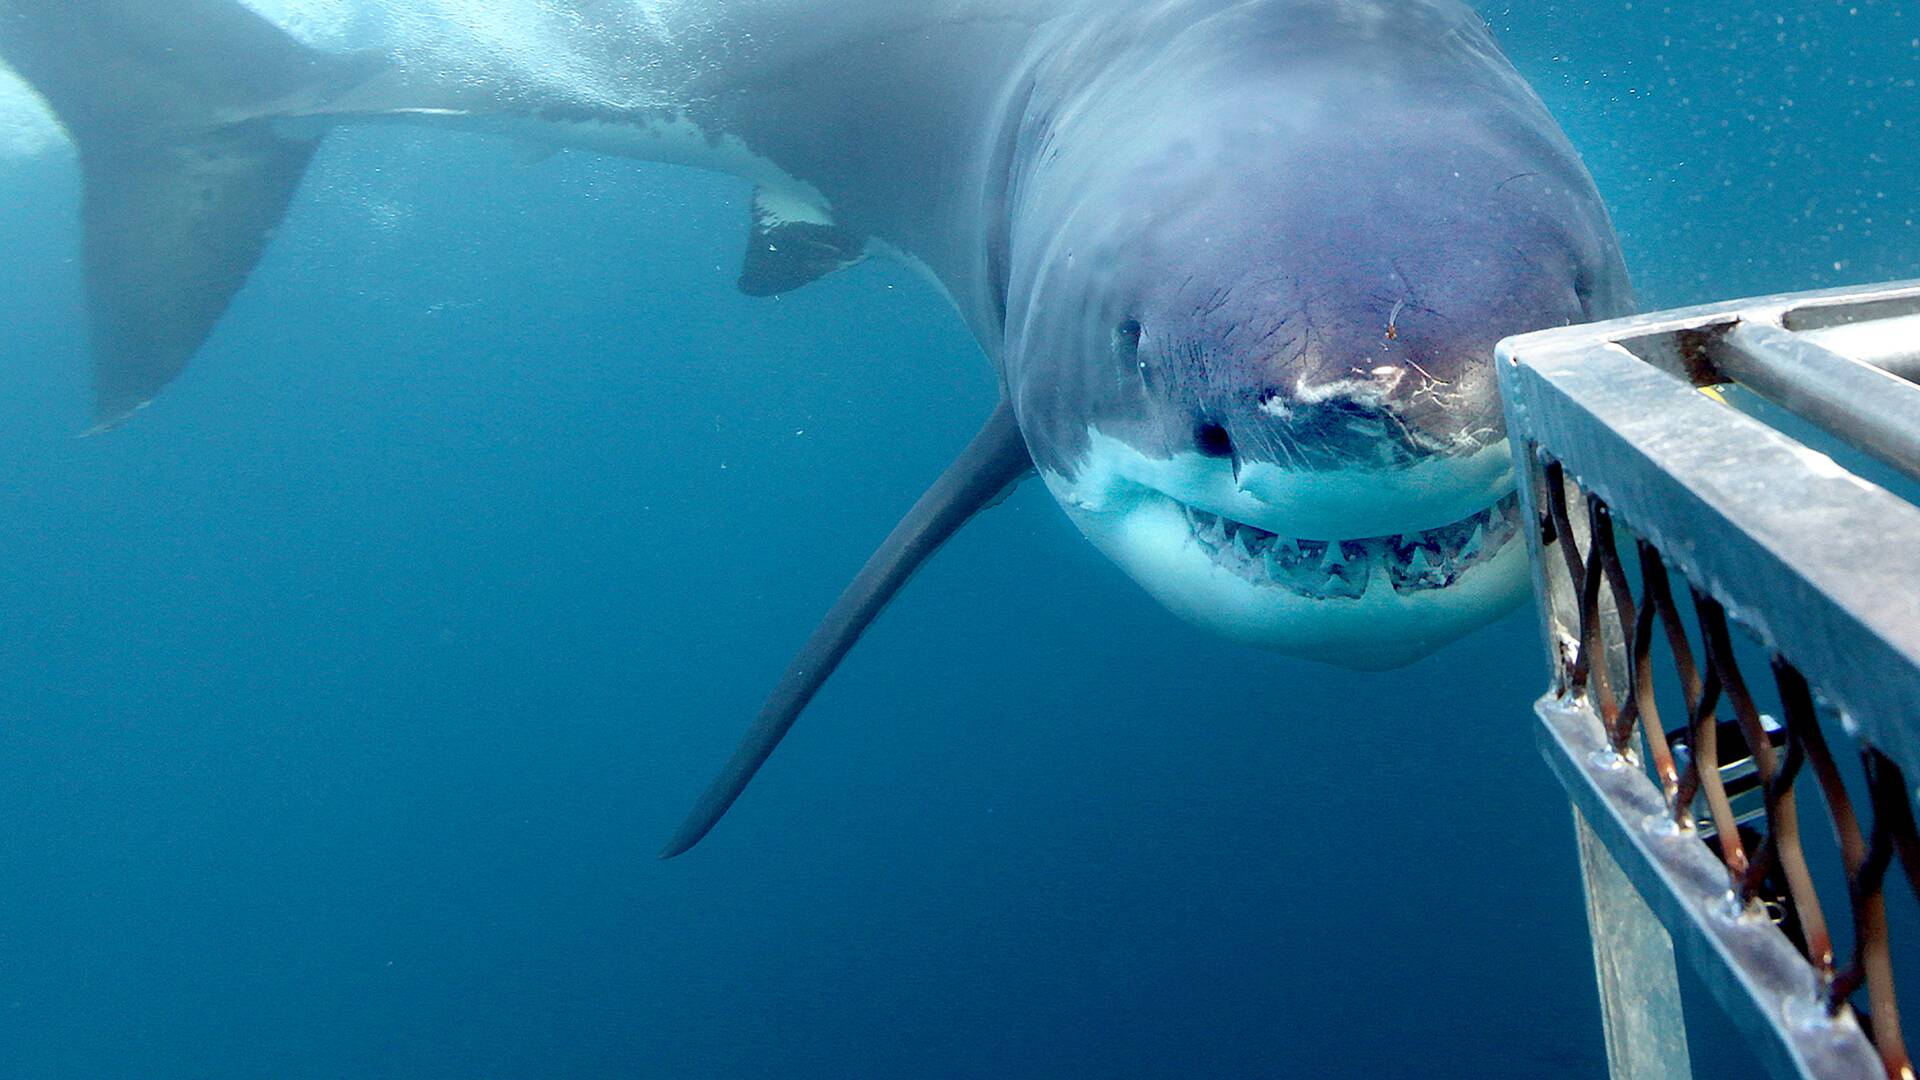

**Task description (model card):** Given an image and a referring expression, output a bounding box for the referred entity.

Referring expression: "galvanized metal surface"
[1543,694,1880,1079]
[1498,321,1920,783]
[1496,278,1920,1080]
[1799,314,1920,382]
[1576,807,1696,1080]
[1708,322,1920,484]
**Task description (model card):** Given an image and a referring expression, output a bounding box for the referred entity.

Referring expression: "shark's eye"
[1194,420,1234,458]
[1114,318,1143,357]
[1573,271,1597,321]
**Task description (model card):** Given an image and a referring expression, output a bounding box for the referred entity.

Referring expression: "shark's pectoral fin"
[661,397,1034,858]
[736,187,868,297]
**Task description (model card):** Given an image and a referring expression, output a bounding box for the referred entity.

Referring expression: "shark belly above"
[383,106,837,223]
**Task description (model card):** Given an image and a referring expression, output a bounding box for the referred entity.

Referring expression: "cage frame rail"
[1495,279,1920,1080]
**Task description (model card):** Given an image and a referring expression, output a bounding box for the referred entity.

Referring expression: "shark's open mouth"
[1037,429,1533,665]
[1177,491,1522,599]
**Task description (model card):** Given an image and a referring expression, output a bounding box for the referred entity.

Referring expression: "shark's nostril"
[1194,420,1234,458]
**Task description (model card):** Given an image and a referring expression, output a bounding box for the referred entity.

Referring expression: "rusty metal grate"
[1496,280,1920,1080]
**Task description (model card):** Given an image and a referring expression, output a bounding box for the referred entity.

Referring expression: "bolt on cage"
[1496,279,1920,1080]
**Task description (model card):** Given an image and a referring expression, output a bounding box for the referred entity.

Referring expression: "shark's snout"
[1229,387,1488,471]
[1172,350,1509,479]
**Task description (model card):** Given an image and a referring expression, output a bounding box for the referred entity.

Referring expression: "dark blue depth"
[0,3,1914,1076]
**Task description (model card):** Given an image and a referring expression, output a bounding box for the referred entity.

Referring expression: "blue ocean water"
[0,3,1914,1077]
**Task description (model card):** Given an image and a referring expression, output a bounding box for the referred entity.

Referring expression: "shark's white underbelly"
[371,106,835,225]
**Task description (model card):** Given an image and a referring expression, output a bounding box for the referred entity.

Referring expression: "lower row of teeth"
[1184,494,1521,598]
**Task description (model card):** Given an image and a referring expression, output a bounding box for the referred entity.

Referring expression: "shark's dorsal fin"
[736,186,868,297]
[661,398,1034,857]
[0,0,379,424]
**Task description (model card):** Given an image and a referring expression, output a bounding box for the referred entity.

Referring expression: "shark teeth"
[1181,491,1520,598]
[1459,523,1487,561]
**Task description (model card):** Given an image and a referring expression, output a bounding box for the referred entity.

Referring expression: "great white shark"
[0,0,1633,856]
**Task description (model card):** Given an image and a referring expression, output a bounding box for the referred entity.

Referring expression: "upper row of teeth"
[1184,495,1521,591]
[1190,497,1516,553]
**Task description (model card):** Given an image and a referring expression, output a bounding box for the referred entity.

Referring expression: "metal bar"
[1707,322,1920,483]
[1798,313,1920,383]
[1858,753,1915,1077]
[1591,496,1641,753]
[1511,423,1692,1080]
[1587,279,1920,386]
[1537,692,1883,1078]
[1783,292,1920,335]
[1696,595,1777,905]
[1633,542,1687,805]
[1685,619,1749,880]
[1577,806,1696,1080]
[1500,280,1920,1080]
[1498,342,1920,782]
[1772,661,1837,978]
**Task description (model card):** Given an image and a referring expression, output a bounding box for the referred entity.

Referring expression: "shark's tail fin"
[0,0,379,425]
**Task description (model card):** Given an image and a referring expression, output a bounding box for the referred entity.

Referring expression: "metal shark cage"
[1495,279,1920,1080]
